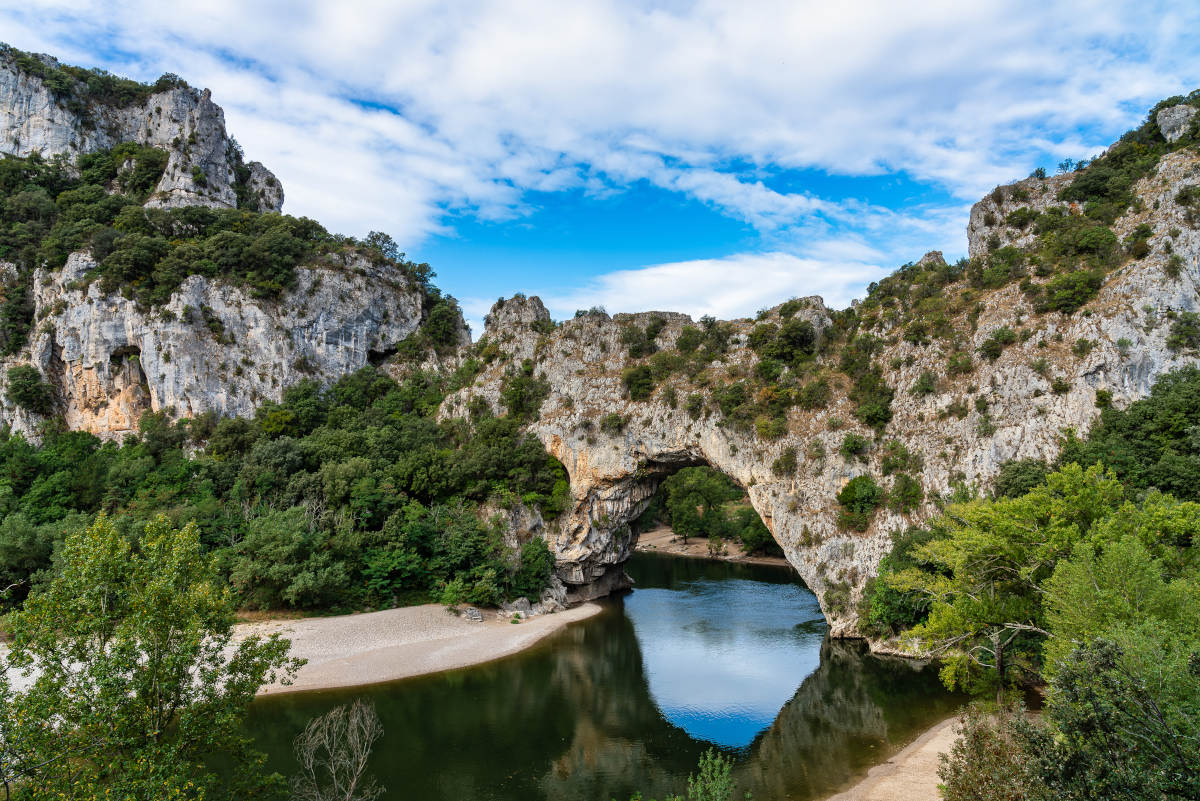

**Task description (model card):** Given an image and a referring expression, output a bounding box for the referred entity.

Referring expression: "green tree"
[661,467,741,544]
[893,464,1124,697]
[5,366,54,415]
[0,514,302,800]
[836,475,883,531]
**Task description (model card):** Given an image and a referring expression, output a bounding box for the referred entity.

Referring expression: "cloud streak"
[1,0,1197,322]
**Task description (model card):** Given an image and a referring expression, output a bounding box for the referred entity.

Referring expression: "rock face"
[1158,104,1199,144]
[1,251,428,438]
[446,147,1200,636]
[0,50,282,212]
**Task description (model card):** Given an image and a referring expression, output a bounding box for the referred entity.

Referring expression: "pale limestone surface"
[0,51,282,211]
[1,251,428,438]
[1158,104,1199,144]
[445,149,1200,635]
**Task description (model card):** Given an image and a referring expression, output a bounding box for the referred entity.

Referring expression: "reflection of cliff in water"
[740,637,961,799]
[245,588,960,801]
[536,617,962,801]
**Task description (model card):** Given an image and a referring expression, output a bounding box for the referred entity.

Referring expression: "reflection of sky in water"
[625,576,828,748]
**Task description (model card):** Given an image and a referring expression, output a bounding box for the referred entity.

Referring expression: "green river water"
[246,553,962,800]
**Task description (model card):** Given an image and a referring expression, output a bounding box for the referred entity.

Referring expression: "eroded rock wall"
[446,146,1200,635]
[0,51,282,211]
[1,251,427,438]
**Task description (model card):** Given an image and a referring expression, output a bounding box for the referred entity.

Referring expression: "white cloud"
[1,0,1197,316]
[543,251,888,324]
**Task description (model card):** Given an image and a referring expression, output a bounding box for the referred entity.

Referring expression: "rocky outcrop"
[0,49,282,212]
[446,147,1200,636]
[0,251,427,438]
[1158,104,1199,144]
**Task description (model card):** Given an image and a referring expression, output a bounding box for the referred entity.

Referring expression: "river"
[246,552,962,800]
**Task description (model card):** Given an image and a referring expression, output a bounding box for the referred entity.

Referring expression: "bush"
[947,351,973,374]
[622,365,654,400]
[836,475,883,531]
[509,537,553,600]
[1040,269,1104,314]
[858,526,938,636]
[500,360,549,421]
[6,366,54,415]
[880,439,920,475]
[796,378,831,409]
[938,705,1043,801]
[771,446,798,476]
[888,473,923,513]
[1167,311,1200,351]
[978,327,1018,361]
[599,412,627,436]
[910,371,937,396]
[992,458,1049,498]
[839,432,869,461]
[850,369,894,429]
[675,325,703,353]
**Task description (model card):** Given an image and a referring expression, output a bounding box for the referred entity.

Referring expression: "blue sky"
[2,1,1198,335]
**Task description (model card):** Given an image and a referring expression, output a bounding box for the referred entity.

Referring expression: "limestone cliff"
[0,251,432,438]
[0,46,282,212]
[444,129,1200,635]
[3,47,1198,640]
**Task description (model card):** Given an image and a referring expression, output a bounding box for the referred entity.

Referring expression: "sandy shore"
[243,602,605,695]
[823,714,960,801]
[634,525,793,569]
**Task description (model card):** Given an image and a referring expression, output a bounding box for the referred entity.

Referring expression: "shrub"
[888,473,923,513]
[910,370,937,396]
[1040,269,1104,314]
[509,537,553,600]
[1167,311,1200,351]
[599,412,627,436]
[858,526,938,636]
[839,432,870,461]
[992,458,1049,498]
[6,366,54,415]
[836,475,883,531]
[947,352,973,374]
[978,327,1018,361]
[796,378,831,409]
[675,325,703,353]
[850,370,894,429]
[880,440,920,475]
[771,446,798,477]
[622,365,654,400]
[499,361,549,421]
[938,705,1043,801]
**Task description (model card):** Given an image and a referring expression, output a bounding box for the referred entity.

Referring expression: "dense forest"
[0,361,568,613]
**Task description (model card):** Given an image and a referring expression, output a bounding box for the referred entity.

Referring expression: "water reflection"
[246,554,962,801]
[625,572,826,748]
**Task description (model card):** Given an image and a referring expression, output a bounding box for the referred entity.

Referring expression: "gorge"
[2,43,1199,639]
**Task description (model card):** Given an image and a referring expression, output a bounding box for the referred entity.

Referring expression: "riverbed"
[245,553,962,800]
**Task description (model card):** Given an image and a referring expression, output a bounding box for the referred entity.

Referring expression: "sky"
[2,1,1198,336]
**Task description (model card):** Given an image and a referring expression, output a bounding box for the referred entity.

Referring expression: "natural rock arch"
[444,295,888,635]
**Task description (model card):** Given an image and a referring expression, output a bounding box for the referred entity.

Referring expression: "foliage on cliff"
[858,366,1200,800]
[0,147,441,354]
[0,366,568,611]
[1,43,190,117]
